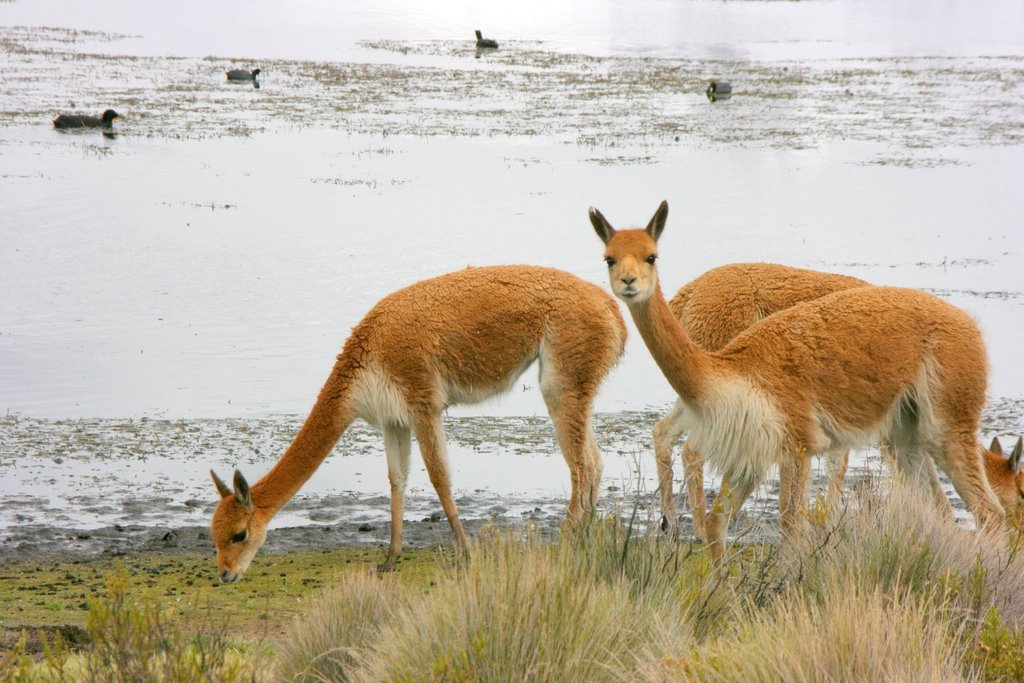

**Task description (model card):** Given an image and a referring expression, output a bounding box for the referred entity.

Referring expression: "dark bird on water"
[706,80,732,102]
[475,30,498,49]
[226,68,261,82]
[52,109,120,129]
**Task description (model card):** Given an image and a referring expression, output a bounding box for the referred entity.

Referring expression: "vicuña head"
[209,469,264,583]
[210,265,625,581]
[590,200,666,305]
[985,436,1024,519]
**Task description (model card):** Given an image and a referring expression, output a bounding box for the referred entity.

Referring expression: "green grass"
[0,546,444,654]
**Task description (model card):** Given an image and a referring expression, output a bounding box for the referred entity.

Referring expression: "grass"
[8,482,1024,681]
[0,546,444,654]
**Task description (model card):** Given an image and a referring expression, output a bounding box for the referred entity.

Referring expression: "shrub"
[11,569,265,683]
[281,519,706,682]
[638,580,969,682]
[277,571,408,682]
[780,480,1024,627]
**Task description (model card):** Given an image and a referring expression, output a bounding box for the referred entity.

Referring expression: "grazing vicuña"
[210,266,626,580]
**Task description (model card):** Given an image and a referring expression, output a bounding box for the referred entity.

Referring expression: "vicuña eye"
[646,255,658,265]
[605,257,617,267]
[231,529,248,544]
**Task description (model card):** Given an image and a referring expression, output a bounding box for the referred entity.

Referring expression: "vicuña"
[657,263,868,539]
[590,200,1005,560]
[210,265,626,581]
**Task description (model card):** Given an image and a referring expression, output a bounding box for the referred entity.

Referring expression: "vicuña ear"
[645,200,669,242]
[211,470,232,499]
[233,469,254,511]
[990,436,1003,455]
[589,207,616,245]
[1009,437,1023,474]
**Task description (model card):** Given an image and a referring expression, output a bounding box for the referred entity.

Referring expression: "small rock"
[357,523,373,533]
[114,524,126,532]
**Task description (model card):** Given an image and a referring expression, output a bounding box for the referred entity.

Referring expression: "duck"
[706,80,732,102]
[52,109,120,129]
[475,30,498,49]
[226,68,261,82]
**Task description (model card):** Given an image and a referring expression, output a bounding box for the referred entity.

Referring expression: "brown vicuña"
[590,200,1005,561]
[658,263,868,539]
[210,265,626,581]
[664,268,1024,538]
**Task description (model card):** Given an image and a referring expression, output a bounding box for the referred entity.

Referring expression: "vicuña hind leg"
[826,449,849,508]
[380,424,412,572]
[412,411,469,560]
[889,428,953,517]
[778,456,811,537]
[540,367,600,522]
[583,429,604,513]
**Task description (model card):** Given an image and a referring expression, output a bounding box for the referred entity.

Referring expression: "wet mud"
[4,404,1023,563]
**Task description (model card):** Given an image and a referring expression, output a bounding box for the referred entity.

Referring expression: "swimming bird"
[475,30,498,49]
[52,109,120,129]
[706,80,732,102]
[226,68,261,82]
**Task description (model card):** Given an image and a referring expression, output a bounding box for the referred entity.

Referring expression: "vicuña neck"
[251,361,357,516]
[628,282,714,406]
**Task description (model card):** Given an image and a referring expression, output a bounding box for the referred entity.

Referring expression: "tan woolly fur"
[590,201,1005,561]
[210,265,626,581]
[658,263,869,539]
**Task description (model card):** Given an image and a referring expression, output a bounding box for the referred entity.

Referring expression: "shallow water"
[1,0,1022,544]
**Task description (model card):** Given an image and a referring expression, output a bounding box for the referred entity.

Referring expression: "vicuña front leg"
[413,412,469,562]
[652,399,686,534]
[935,433,1006,530]
[380,424,412,573]
[680,443,707,540]
[705,476,757,564]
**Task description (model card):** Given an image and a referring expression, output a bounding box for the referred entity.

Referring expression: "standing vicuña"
[659,263,869,539]
[590,201,1005,560]
[210,266,626,581]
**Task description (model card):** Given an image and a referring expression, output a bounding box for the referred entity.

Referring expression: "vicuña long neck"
[629,282,714,406]
[252,359,358,516]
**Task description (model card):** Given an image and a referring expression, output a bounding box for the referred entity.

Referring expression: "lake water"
[1,0,1022,538]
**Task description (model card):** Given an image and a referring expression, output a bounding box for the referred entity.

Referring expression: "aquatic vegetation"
[2,26,1022,160]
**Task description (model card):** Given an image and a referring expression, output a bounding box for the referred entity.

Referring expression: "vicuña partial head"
[210,469,266,583]
[589,200,668,305]
[984,436,1024,519]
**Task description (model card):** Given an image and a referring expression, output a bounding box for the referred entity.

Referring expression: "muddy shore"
[4,401,1023,564]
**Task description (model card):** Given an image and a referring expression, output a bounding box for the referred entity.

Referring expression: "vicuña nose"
[219,568,230,582]
[621,276,637,285]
